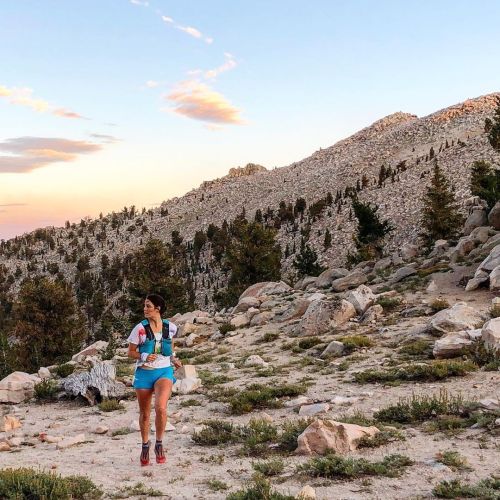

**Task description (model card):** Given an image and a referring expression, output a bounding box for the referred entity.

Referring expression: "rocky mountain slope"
[1,93,500,313]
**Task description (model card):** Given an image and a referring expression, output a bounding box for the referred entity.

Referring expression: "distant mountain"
[1,93,499,317]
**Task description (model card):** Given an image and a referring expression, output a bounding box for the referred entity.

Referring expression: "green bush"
[256,332,280,344]
[226,474,296,500]
[0,468,102,499]
[34,379,59,401]
[433,477,500,499]
[240,419,279,457]
[435,450,471,471]
[354,360,477,384]
[54,363,75,378]
[228,383,307,415]
[252,458,285,476]
[180,398,202,407]
[192,420,237,446]
[297,337,322,350]
[98,399,124,412]
[430,298,450,312]
[278,418,312,452]
[299,453,413,479]
[219,322,237,335]
[398,340,432,357]
[110,482,163,498]
[206,479,229,492]
[339,335,374,353]
[374,390,470,424]
[375,296,401,311]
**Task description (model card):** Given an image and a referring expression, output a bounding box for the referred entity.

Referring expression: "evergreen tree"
[470,160,500,211]
[12,277,88,372]
[487,95,500,151]
[420,161,464,249]
[128,239,190,322]
[347,197,393,264]
[293,244,324,278]
[216,221,281,307]
[324,228,332,249]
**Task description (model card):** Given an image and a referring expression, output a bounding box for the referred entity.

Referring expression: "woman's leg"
[136,389,154,444]
[153,378,173,442]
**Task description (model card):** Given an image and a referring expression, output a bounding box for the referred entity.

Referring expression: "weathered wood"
[63,361,126,405]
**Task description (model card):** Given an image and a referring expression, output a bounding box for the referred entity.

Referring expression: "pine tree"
[470,160,500,211]
[487,95,500,151]
[12,277,88,372]
[347,197,393,264]
[324,228,332,249]
[293,244,324,278]
[420,161,464,249]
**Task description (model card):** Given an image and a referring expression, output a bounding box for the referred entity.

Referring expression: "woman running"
[127,294,182,465]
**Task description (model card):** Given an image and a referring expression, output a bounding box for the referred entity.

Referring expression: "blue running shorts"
[133,366,176,390]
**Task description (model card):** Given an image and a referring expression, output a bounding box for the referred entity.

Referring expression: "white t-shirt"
[127,321,177,369]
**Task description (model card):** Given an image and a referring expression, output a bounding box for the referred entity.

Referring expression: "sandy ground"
[1,268,499,499]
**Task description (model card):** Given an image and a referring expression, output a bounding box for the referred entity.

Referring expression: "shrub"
[463,342,500,371]
[111,427,133,437]
[219,322,236,335]
[34,379,59,401]
[115,360,135,378]
[435,450,471,471]
[228,383,307,415]
[54,363,75,378]
[0,468,102,499]
[180,398,202,407]
[357,428,405,448]
[206,479,229,492]
[430,298,450,312]
[252,458,285,476]
[433,477,500,498]
[240,419,279,456]
[299,453,413,479]
[98,399,124,412]
[398,340,432,357]
[227,474,296,500]
[110,482,163,498]
[491,304,500,318]
[375,296,401,311]
[198,370,232,387]
[354,360,477,384]
[278,418,312,452]
[256,332,280,344]
[176,349,197,360]
[338,335,374,353]
[192,420,237,446]
[374,390,470,424]
[297,337,322,350]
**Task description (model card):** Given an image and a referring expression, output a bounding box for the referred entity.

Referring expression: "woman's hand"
[172,357,182,369]
[146,354,158,362]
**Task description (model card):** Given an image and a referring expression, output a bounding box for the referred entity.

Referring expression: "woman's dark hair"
[146,294,166,314]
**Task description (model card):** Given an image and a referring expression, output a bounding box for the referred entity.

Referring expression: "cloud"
[161,15,174,23]
[0,203,28,207]
[166,80,243,125]
[89,133,119,143]
[0,137,102,173]
[177,25,202,39]
[0,85,84,119]
[130,0,149,6]
[204,53,237,80]
[145,80,160,88]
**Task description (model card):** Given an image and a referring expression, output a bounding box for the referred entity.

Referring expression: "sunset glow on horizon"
[1,0,500,240]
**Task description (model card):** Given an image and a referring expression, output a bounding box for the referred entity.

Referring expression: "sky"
[1,0,499,240]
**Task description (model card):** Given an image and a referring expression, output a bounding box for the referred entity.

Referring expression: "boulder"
[297,299,356,337]
[298,403,330,417]
[463,208,488,235]
[230,314,250,329]
[489,265,500,291]
[465,270,489,291]
[433,330,479,358]
[294,276,318,291]
[315,268,349,289]
[233,296,260,314]
[277,299,310,323]
[179,322,198,337]
[174,310,208,325]
[450,237,476,262]
[250,311,274,327]
[244,355,268,368]
[361,304,384,323]
[176,365,198,379]
[478,244,500,272]
[469,226,493,245]
[488,201,500,230]
[259,299,280,311]
[184,333,199,348]
[1,415,22,432]
[172,377,202,395]
[239,281,292,301]
[428,302,485,335]
[71,341,108,363]
[193,316,213,325]
[284,396,310,408]
[429,240,449,258]
[400,243,419,261]
[246,307,260,320]
[388,266,417,284]
[373,257,392,272]
[94,426,109,434]
[56,434,86,450]
[320,341,345,358]
[345,285,376,315]
[331,271,367,292]
[481,318,500,351]
[38,367,51,380]
[0,371,39,404]
[295,419,379,455]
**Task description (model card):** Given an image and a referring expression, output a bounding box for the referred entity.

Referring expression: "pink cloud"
[166,81,244,125]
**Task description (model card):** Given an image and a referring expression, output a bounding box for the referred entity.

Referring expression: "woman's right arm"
[128,343,141,360]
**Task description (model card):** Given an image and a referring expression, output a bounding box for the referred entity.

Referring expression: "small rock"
[244,355,268,367]
[8,436,23,447]
[94,426,109,434]
[331,396,359,405]
[320,341,345,358]
[0,442,11,452]
[1,414,22,432]
[299,403,330,417]
[298,485,316,499]
[284,396,310,408]
[259,412,274,423]
[56,433,86,449]
[38,367,51,379]
[44,434,63,443]
[166,422,175,432]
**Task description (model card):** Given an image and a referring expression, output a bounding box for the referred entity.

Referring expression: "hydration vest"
[137,319,173,357]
